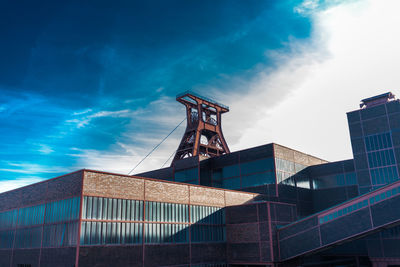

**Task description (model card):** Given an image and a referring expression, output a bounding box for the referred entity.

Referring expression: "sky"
[1,0,400,192]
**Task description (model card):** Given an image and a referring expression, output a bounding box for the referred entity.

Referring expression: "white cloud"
[37,144,54,154]
[72,108,93,116]
[0,162,70,174]
[68,147,145,174]
[0,177,45,193]
[223,0,400,161]
[66,109,136,128]
[294,0,319,14]
[62,0,400,175]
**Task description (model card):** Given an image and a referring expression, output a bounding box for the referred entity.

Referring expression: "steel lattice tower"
[172,91,230,165]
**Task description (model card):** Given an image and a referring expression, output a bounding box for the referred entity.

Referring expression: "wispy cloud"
[37,144,54,154]
[66,109,137,128]
[0,162,70,174]
[294,0,319,14]
[68,147,139,174]
[0,177,45,193]
[73,108,93,116]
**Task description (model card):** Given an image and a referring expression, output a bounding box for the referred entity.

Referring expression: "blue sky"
[1,0,400,191]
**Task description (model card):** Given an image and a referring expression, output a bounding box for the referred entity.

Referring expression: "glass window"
[15,226,42,248]
[175,168,198,182]
[365,132,393,152]
[221,165,240,178]
[0,209,18,230]
[18,204,45,227]
[241,172,275,188]
[241,158,274,175]
[222,177,241,189]
[0,229,14,248]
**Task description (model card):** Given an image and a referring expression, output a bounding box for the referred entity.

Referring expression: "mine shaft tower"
[172,91,230,165]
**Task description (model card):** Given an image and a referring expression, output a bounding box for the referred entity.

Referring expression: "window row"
[190,205,224,224]
[0,209,18,230]
[275,158,295,174]
[1,222,77,249]
[0,229,14,248]
[319,199,369,224]
[370,166,398,185]
[212,158,275,181]
[17,204,45,227]
[214,171,275,189]
[145,223,188,243]
[0,197,81,230]
[370,185,400,205]
[240,158,274,175]
[81,221,143,245]
[212,165,240,180]
[14,226,42,248]
[145,202,188,223]
[275,159,306,174]
[367,149,396,168]
[83,197,225,225]
[82,196,143,221]
[277,171,293,184]
[365,132,392,152]
[217,177,241,190]
[42,222,78,248]
[312,172,357,190]
[175,168,198,183]
[80,222,226,245]
[45,197,80,224]
[242,172,275,188]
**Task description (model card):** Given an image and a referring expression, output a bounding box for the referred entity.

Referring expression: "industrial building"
[1,91,400,267]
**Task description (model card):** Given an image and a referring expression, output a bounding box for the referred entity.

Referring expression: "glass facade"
[319,184,400,225]
[319,199,369,224]
[82,196,143,221]
[364,132,399,187]
[212,157,275,190]
[369,185,400,205]
[144,223,188,243]
[0,196,80,249]
[276,158,309,188]
[349,102,400,194]
[365,132,392,151]
[81,196,225,246]
[312,172,358,189]
[190,205,225,243]
[175,168,199,184]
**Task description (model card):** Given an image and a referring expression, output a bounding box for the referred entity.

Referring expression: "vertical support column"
[188,185,191,267]
[142,181,146,267]
[38,181,49,266]
[75,170,85,267]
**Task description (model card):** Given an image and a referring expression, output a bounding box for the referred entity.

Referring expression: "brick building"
[1,92,400,266]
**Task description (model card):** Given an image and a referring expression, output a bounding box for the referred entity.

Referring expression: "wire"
[128,118,186,175]
[161,150,177,168]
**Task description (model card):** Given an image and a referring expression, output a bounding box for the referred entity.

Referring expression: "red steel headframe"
[171,91,230,165]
